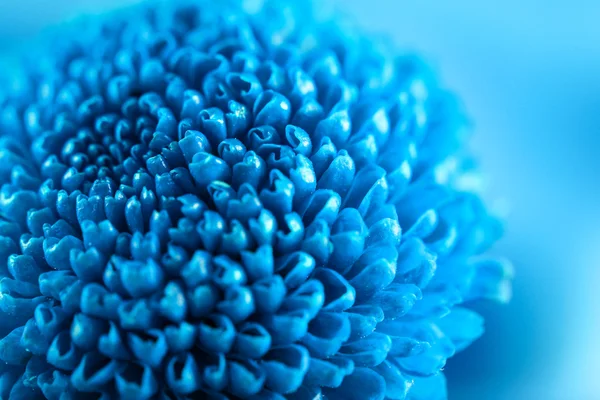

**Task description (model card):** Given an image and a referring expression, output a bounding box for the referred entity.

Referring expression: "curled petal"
[262,345,310,394]
[302,311,351,358]
[34,303,68,340]
[38,370,70,400]
[235,322,272,359]
[347,245,397,301]
[119,259,164,298]
[165,353,201,395]
[248,209,277,247]
[98,322,131,360]
[71,351,122,392]
[118,299,158,331]
[38,271,76,301]
[47,331,81,370]
[157,281,188,323]
[217,285,255,323]
[369,284,421,320]
[346,305,384,341]
[116,362,158,400]
[127,329,168,369]
[70,238,108,279]
[275,251,315,289]
[70,313,107,351]
[261,309,310,346]
[275,213,304,254]
[22,318,50,356]
[164,321,197,353]
[198,314,236,353]
[187,283,220,318]
[251,275,287,314]
[242,245,274,282]
[303,357,354,388]
[339,332,392,367]
[253,90,291,132]
[7,255,42,285]
[228,359,266,397]
[313,268,355,312]
[203,353,228,392]
[0,326,31,365]
[281,279,324,319]
[43,236,84,270]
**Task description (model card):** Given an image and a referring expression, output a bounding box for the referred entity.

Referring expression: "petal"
[262,345,310,394]
[323,367,386,400]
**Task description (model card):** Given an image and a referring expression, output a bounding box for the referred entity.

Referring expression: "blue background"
[1,1,599,399]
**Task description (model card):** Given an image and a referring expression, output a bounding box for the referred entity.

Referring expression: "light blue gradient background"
[1,1,599,399]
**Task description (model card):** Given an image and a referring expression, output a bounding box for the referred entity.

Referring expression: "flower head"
[0,1,512,399]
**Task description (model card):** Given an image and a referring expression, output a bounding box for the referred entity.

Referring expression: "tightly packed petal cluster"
[0,1,512,399]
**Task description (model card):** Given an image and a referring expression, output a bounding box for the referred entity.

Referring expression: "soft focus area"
[340,2,600,399]
[1,0,599,399]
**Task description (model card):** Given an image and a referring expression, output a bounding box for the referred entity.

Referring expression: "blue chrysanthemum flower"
[0,1,512,399]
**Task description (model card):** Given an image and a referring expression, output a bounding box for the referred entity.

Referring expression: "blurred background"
[1,0,599,399]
